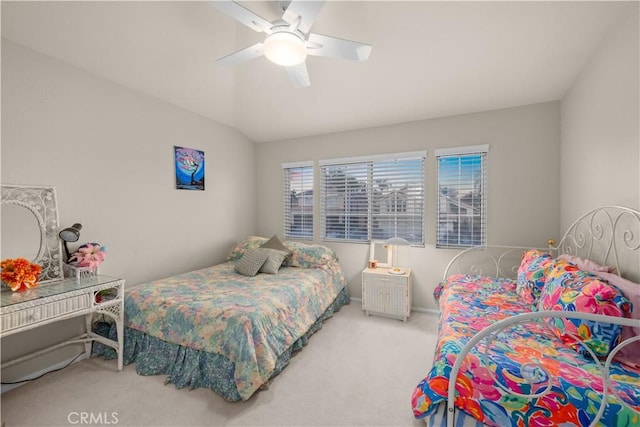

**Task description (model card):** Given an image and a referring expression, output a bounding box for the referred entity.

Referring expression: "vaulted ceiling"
[1,1,628,142]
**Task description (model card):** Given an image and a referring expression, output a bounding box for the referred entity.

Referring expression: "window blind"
[319,152,425,244]
[436,146,488,248]
[283,162,313,239]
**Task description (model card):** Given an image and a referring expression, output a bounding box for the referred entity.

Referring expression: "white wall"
[560,2,640,230]
[1,40,257,382]
[256,102,561,310]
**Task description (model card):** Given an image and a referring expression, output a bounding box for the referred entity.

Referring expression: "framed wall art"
[174,146,205,191]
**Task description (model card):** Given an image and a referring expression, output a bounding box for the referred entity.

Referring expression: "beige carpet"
[0,303,439,427]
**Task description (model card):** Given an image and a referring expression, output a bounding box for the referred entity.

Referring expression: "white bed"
[412,206,640,427]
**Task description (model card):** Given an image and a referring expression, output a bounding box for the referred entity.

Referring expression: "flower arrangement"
[1,258,42,292]
[69,243,107,268]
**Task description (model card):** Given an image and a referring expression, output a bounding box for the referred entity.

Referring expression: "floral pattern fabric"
[282,240,338,268]
[539,260,632,358]
[412,274,640,426]
[516,249,555,306]
[93,287,350,401]
[227,235,269,261]
[125,261,346,400]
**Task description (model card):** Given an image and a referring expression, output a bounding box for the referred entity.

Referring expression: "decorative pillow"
[227,236,268,262]
[539,261,633,358]
[258,248,288,274]
[558,254,614,274]
[234,248,269,277]
[260,235,292,260]
[283,241,337,268]
[594,271,640,369]
[516,249,555,306]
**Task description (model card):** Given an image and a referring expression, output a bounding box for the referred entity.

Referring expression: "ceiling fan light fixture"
[263,32,307,67]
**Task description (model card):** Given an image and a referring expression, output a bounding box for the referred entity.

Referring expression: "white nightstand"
[362,267,412,321]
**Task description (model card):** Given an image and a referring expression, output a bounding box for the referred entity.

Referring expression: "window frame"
[282,161,314,240]
[435,145,489,249]
[319,151,426,245]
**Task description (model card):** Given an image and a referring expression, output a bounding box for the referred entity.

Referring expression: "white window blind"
[436,145,488,248]
[319,152,425,244]
[283,162,313,239]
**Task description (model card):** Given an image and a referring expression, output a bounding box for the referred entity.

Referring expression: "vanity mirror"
[1,184,65,284]
[369,240,393,268]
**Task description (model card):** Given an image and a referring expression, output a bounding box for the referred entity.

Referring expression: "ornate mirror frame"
[369,240,393,268]
[1,184,65,283]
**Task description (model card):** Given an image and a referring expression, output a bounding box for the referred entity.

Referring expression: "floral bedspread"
[125,261,346,400]
[411,275,640,427]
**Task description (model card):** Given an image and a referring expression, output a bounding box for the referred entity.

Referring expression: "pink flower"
[69,243,107,268]
[446,353,502,400]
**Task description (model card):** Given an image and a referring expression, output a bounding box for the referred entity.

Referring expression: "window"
[319,152,425,244]
[283,162,313,239]
[436,145,488,248]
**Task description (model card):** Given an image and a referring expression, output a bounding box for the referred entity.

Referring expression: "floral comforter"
[125,261,346,400]
[411,275,640,427]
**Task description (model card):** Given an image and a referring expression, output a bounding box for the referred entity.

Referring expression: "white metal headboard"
[442,245,546,280]
[443,206,640,283]
[553,206,640,283]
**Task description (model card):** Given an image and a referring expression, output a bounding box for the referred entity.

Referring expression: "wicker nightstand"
[362,267,412,321]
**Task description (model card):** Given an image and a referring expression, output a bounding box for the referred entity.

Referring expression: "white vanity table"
[1,184,124,373]
[0,275,125,370]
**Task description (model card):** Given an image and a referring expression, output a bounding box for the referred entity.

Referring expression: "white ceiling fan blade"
[212,0,273,33]
[285,62,311,88]
[216,43,264,65]
[307,33,372,62]
[282,0,325,34]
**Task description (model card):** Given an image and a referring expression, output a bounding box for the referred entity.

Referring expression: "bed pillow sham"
[258,248,289,274]
[539,260,633,358]
[228,236,337,268]
[227,236,268,262]
[234,248,269,277]
[558,254,614,274]
[594,271,640,369]
[516,249,555,306]
[283,241,338,268]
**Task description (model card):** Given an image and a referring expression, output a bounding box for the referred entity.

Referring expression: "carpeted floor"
[0,303,439,427]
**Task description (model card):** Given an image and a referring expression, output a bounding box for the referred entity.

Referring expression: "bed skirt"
[93,286,351,401]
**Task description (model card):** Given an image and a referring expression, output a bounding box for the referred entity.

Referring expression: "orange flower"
[1,258,42,292]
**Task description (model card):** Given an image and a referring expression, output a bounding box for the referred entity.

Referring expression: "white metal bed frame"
[440,206,640,427]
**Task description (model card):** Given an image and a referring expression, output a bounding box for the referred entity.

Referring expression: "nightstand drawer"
[362,272,407,287]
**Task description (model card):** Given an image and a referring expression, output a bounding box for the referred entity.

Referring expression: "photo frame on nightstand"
[369,240,393,268]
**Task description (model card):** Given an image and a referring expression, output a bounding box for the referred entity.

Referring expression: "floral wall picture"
[174,146,205,191]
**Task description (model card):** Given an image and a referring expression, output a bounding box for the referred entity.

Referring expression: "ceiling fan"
[213,0,373,88]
